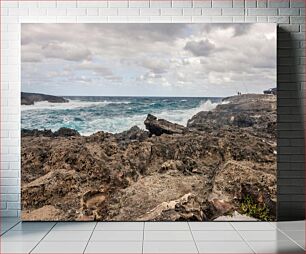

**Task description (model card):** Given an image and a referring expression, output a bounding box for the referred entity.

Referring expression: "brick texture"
[0,0,304,220]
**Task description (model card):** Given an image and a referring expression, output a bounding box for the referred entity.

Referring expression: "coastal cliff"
[21,94,276,221]
[21,92,68,105]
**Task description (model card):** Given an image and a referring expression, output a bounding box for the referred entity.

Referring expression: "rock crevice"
[21,94,276,221]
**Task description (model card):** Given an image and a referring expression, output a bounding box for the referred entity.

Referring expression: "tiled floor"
[0,218,304,253]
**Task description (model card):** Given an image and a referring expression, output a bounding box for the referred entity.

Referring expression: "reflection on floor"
[1,218,305,253]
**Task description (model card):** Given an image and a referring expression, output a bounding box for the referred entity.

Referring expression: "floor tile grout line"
[140,229,191,231]
[276,227,306,250]
[230,222,277,231]
[230,222,256,254]
[269,221,277,229]
[275,229,305,231]
[82,222,97,254]
[0,220,21,236]
[228,221,236,231]
[1,220,305,253]
[187,222,200,254]
[85,240,242,242]
[142,222,145,254]
[29,222,58,254]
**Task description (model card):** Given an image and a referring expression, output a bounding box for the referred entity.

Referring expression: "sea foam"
[21,99,131,111]
[155,100,219,127]
[21,97,221,135]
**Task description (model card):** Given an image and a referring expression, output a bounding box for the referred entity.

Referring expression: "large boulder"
[144,114,187,136]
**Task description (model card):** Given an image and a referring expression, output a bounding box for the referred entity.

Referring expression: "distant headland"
[21,92,68,105]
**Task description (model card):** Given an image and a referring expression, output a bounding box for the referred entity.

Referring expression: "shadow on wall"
[277,26,305,221]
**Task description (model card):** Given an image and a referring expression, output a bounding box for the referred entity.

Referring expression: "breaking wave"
[21,97,221,135]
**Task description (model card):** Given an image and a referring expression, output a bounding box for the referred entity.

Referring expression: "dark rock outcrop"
[21,92,68,105]
[21,129,54,137]
[187,94,276,138]
[54,127,80,137]
[144,114,187,136]
[21,94,276,221]
[22,128,80,138]
[114,126,149,142]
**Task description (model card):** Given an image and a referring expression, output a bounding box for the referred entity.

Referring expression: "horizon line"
[21,92,265,98]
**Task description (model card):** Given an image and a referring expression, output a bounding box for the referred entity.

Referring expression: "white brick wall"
[0,0,305,218]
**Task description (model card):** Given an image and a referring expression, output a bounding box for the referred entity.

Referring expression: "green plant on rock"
[240,195,271,221]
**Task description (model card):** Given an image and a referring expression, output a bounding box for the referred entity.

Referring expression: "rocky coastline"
[21,94,276,221]
[21,92,68,105]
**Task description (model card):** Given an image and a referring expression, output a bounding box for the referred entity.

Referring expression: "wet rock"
[54,127,80,137]
[21,127,80,138]
[21,129,54,137]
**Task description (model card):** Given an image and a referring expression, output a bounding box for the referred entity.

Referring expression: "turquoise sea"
[21,96,222,135]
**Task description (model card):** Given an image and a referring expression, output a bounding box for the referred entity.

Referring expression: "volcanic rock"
[54,127,80,137]
[139,193,205,221]
[21,94,277,221]
[21,129,54,137]
[21,128,80,138]
[114,126,149,142]
[144,114,187,136]
[187,94,276,138]
[22,205,66,221]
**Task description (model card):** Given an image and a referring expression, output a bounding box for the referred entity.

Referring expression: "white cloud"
[184,39,215,57]
[141,58,169,74]
[22,23,276,97]
[42,42,92,62]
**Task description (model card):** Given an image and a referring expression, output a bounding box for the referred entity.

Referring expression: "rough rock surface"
[21,92,68,105]
[21,94,276,221]
[21,127,80,137]
[144,114,187,136]
[187,94,276,138]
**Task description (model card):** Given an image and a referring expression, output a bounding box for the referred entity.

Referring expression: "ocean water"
[21,96,222,135]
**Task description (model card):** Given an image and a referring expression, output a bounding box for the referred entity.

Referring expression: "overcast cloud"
[21,23,276,97]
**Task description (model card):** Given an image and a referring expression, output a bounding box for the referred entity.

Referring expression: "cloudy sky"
[21,23,276,97]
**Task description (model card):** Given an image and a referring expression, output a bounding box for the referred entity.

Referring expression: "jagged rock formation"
[144,114,187,136]
[187,94,276,138]
[21,127,80,137]
[21,92,68,105]
[21,94,276,221]
[114,126,149,142]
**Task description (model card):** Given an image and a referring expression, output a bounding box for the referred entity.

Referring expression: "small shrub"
[240,195,271,221]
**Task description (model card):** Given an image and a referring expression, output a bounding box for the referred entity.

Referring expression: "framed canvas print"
[21,24,277,221]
